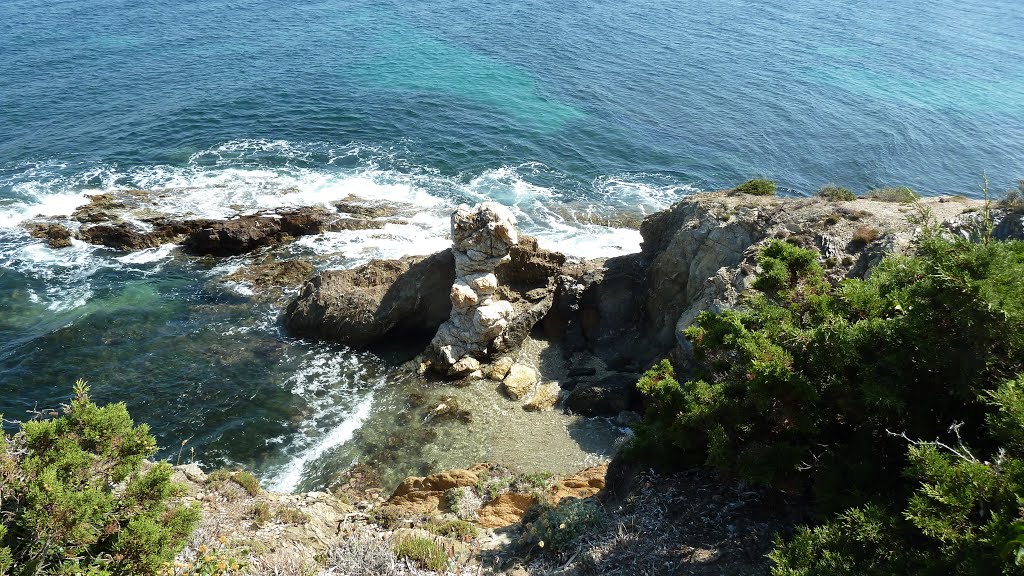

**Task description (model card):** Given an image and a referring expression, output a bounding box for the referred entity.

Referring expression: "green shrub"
[867,186,918,203]
[734,178,777,196]
[275,506,309,525]
[818,184,856,201]
[520,498,606,557]
[393,537,447,571]
[634,232,1024,573]
[0,381,199,575]
[425,519,478,540]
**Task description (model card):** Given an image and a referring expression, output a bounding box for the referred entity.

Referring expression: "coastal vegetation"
[734,178,778,196]
[633,227,1024,574]
[867,186,919,203]
[0,381,198,575]
[817,184,856,201]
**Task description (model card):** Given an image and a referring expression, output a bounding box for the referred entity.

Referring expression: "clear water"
[1,0,1022,491]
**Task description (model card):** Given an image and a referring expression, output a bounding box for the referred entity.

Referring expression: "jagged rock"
[487,356,515,381]
[78,222,166,251]
[72,193,126,223]
[385,465,487,516]
[183,208,342,256]
[428,203,520,368]
[523,382,561,411]
[502,364,538,400]
[285,250,455,349]
[28,223,73,248]
[449,356,482,377]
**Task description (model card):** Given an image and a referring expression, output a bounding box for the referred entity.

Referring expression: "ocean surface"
[1,0,1022,491]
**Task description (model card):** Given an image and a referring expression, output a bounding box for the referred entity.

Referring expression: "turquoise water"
[1,0,1022,490]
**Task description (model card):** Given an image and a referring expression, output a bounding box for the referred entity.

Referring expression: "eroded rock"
[428,203,520,370]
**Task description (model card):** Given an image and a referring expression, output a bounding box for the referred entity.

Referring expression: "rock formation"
[285,251,455,350]
[426,202,520,371]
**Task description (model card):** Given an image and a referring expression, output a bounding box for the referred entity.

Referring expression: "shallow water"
[1,0,1021,491]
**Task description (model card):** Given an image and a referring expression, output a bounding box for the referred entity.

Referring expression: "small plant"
[425,519,478,540]
[851,225,881,246]
[476,469,514,502]
[867,186,918,203]
[276,506,310,525]
[520,498,607,557]
[251,502,272,526]
[445,486,482,521]
[232,470,260,496]
[998,181,1024,213]
[734,178,777,196]
[818,184,856,201]
[824,214,840,226]
[393,537,448,571]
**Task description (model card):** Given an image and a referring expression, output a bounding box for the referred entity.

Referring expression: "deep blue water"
[1,0,1022,490]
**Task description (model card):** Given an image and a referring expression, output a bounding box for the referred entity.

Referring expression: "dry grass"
[851,226,881,245]
[517,468,793,576]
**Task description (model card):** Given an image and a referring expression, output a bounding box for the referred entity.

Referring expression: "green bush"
[520,498,606,557]
[867,186,918,203]
[735,178,778,196]
[0,381,199,575]
[634,233,1024,573]
[393,537,447,571]
[425,519,478,540]
[818,184,856,201]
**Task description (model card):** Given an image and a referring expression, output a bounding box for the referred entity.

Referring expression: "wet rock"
[449,356,482,378]
[564,374,640,417]
[28,223,73,248]
[502,364,538,400]
[183,208,341,256]
[285,250,455,349]
[77,222,165,251]
[72,193,125,223]
[334,200,398,219]
[523,382,561,411]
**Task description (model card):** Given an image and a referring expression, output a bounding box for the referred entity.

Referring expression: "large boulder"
[285,250,455,349]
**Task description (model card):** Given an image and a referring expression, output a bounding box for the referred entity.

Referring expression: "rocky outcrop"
[554,193,1013,371]
[427,203,520,370]
[183,208,379,256]
[284,250,455,350]
[28,223,73,248]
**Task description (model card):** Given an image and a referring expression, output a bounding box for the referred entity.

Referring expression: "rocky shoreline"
[26,187,1023,574]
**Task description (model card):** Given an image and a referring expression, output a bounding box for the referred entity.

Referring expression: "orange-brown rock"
[547,464,607,504]
[385,465,488,515]
[476,492,535,529]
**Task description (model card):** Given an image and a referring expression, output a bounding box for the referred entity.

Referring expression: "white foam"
[115,243,177,265]
[267,394,374,493]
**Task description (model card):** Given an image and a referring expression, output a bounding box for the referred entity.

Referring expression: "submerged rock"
[502,364,538,400]
[523,382,561,411]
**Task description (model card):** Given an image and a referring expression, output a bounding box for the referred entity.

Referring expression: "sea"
[1,0,1022,491]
